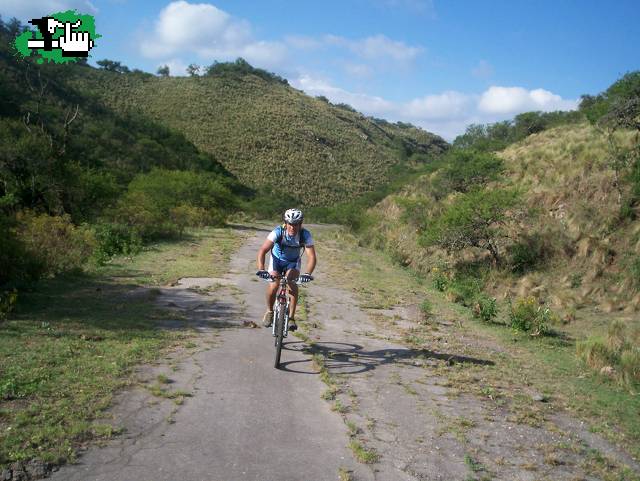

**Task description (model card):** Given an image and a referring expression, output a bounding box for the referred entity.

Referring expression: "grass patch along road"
[0,227,243,470]
[313,225,640,476]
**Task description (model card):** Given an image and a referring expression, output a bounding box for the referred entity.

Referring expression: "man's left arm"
[304,245,317,274]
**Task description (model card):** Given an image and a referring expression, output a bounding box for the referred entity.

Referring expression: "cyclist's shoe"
[262,310,274,327]
[288,318,297,331]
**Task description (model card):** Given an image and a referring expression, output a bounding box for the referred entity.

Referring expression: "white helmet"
[283,208,304,225]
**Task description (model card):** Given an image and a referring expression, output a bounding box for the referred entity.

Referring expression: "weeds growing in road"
[348,440,380,464]
[338,466,354,481]
[0,227,241,469]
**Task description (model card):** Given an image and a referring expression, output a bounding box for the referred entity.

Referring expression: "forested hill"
[68,60,448,206]
[0,19,251,286]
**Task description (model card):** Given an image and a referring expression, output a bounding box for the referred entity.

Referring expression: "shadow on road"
[277,340,494,374]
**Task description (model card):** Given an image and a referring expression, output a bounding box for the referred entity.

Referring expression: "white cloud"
[140,1,287,69]
[404,91,473,120]
[1,0,97,21]
[292,74,578,140]
[292,74,394,115]
[478,86,577,114]
[325,34,422,62]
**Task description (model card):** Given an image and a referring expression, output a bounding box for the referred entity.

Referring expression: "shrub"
[0,289,18,322]
[508,234,553,274]
[447,275,482,307]
[420,188,522,265]
[0,214,42,285]
[508,296,557,336]
[433,149,504,195]
[473,294,498,322]
[116,169,236,238]
[431,266,449,292]
[92,222,142,265]
[15,212,95,277]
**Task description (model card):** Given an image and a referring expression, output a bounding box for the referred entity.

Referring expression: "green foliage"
[419,299,432,317]
[204,57,288,85]
[431,266,450,292]
[157,64,170,77]
[453,110,583,152]
[186,63,200,77]
[508,296,557,336]
[507,233,552,274]
[0,214,42,286]
[420,188,522,264]
[71,54,446,207]
[92,222,142,265]
[446,273,483,307]
[96,59,130,73]
[245,187,300,219]
[473,294,498,322]
[15,212,95,277]
[580,71,640,125]
[433,149,504,195]
[115,169,236,239]
[0,289,17,322]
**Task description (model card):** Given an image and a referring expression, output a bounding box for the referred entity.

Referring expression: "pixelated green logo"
[14,10,99,64]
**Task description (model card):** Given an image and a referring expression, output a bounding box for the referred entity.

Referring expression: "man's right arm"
[257,239,275,270]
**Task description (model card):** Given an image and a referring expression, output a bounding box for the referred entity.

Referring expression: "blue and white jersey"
[267,225,314,262]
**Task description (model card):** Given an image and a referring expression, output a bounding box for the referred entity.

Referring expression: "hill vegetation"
[0,18,249,291]
[0,16,447,299]
[344,71,640,394]
[68,58,448,206]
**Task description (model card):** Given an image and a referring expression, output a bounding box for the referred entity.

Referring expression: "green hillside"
[0,20,247,287]
[368,122,639,312]
[346,74,640,453]
[69,63,448,206]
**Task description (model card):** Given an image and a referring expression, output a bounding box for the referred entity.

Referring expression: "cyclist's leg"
[266,254,280,311]
[286,267,300,318]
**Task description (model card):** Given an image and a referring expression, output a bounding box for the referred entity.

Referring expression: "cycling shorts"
[268,253,301,274]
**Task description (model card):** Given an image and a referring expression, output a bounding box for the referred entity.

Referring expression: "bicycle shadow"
[278,340,494,374]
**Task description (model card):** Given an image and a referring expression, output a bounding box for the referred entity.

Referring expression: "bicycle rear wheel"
[274,305,285,368]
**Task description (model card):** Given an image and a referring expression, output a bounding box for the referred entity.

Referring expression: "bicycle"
[258,272,313,368]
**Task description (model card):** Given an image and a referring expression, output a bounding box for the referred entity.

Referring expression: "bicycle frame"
[260,271,310,369]
[272,275,291,339]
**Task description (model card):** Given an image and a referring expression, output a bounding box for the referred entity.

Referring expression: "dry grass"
[577,320,640,390]
[368,123,640,315]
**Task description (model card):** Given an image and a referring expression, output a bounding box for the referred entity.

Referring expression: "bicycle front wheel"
[274,304,285,368]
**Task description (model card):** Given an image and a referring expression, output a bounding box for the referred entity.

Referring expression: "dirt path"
[48,226,369,481]
[48,225,639,481]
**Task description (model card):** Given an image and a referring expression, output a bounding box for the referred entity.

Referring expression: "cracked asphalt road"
[47,224,640,481]
[49,225,368,481]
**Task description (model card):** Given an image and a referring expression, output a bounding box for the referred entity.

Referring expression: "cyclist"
[256,208,316,331]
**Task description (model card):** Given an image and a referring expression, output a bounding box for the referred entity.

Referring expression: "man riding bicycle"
[256,209,316,332]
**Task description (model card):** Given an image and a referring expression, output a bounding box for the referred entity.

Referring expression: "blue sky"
[3,0,639,139]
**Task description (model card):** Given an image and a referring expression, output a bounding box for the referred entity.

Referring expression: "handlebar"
[255,271,313,284]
